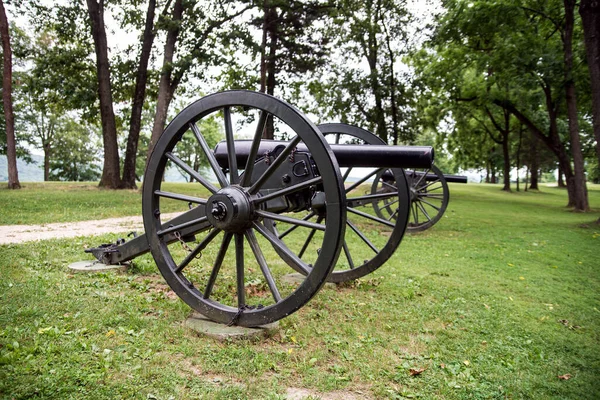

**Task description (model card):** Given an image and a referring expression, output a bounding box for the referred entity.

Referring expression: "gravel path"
[0,213,181,245]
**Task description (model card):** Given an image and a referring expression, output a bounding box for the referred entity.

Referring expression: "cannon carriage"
[86,90,462,327]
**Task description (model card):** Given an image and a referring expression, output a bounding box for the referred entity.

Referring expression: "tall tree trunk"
[148,0,183,159]
[383,20,399,145]
[501,132,511,191]
[558,167,566,187]
[529,136,539,190]
[263,5,278,139]
[493,93,576,205]
[121,0,158,189]
[563,0,589,211]
[86,0,121,188]
[579,0,600,222]
[43,141,51,181]
[0,0,20,189]
[579,0,600,170]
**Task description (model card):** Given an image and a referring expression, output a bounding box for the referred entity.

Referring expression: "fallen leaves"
[558,319,582,330]
[409,367,427,376]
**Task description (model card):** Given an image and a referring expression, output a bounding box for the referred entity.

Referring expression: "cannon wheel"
[373,164,449,232]
[269,123,410,283]
[142,91,346,327]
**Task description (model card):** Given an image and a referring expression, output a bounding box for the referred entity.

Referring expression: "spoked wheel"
[373,164,449,232]
[142,91,346,327]
[268,123,410,283]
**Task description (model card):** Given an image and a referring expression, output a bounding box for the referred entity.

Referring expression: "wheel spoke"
[387,207,399,221]
[297,216,323,258]
[347,206,396,228]
[419,192,444,198]
[416,201,433,221]
[203,232,233,299]
[415,179,441,192]
[418,197,442,211]
[223,107,239,184]
[342,241,355,269]
[381,180,397,191]
[382,197,399,208]
[253,221,310,275]
[342,167,353,182]
[166,152,219,194]
[411,202,419,225]
[241,111,268,187]
[245,229,282,303]
[154,190,208,205]
[345,168,384,193]
[248,136,302,194]
[347,220,379,254]
[255,210,326,231]
[412,169,429,189]
[347,191,398,203]
[253,176,323,205]
[189,122,229,188]
[235,233,245,307]
[277,211,315,239]
[157,216,209,237]
[175,228,221,273]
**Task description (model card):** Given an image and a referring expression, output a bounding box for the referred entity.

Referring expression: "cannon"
[87,90,440,327]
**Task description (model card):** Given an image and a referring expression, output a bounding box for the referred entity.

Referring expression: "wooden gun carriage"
[86,91,465,327]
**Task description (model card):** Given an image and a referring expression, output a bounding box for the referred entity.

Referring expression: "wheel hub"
[206,186,254,232]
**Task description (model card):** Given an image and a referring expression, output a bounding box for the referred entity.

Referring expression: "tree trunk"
[263,5,278,139]
[579,0,600,171]
[563,0,589,211]
[558,167,566,187]
[501,132,511,191]
[86,0,121,188]
[121,0,157,189]
[529,136,539,190]
[383,19,399,145]
[148,0,183,159]
[0,0,20,189]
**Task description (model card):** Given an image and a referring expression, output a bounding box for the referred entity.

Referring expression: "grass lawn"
[0,182,599,399]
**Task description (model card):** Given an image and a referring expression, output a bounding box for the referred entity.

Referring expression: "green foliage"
[410,0,592,174]
[48,120,102,182]
[0,184,598,398]
[172,114,224,182]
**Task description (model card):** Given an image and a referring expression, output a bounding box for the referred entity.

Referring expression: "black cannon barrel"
[213,140,434,169]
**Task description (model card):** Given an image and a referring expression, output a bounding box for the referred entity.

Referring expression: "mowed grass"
[0,182,599,399]
[0,181,211,225]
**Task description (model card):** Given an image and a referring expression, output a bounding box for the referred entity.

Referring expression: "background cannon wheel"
[269,123,410,283]
[373,164,449,232]
[142,91,346,327]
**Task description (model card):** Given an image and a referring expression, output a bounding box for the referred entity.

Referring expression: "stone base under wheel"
[184,313,279,341]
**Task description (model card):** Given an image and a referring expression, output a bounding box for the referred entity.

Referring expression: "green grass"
[0,182,211,225]
[0,183,599,399]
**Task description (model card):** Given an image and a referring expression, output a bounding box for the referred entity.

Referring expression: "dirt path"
[0,213,181,245]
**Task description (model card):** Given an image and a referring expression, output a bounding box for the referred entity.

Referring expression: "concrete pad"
[185,313,279,341]
[281,272,336,288]
[68,260,128,273]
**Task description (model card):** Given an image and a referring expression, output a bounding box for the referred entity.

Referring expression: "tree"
[0,0,20,189]
[120,0,172,189]
[148,0,251,156]
[85,0,121,188]
[255,0,333,138]
[49,118,101,181]
[307,0,415,145]
[413,0,590,210]
[579,0,600,221]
